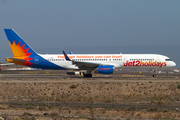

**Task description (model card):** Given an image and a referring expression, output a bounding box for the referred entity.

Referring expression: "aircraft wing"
[72,61,100,68]
[63,51,100,68]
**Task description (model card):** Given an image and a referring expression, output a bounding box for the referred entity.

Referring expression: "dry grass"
[0,78,179,119]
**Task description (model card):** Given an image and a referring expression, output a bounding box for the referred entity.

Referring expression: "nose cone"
[171,61,176,67]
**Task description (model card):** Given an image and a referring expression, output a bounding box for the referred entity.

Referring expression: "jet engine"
[94,65,114,74]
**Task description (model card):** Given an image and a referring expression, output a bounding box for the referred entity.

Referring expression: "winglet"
[62,51,71,61]
[69,51,73,54]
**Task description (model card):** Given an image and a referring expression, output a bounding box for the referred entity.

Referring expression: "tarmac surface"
[0,73,179,83]
[0,69,180,83]
[0,73,178,78]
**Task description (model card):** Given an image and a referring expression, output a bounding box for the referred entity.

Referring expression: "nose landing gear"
[153,69,157,77]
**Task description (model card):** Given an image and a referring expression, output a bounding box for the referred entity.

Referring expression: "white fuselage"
[39,53,176,70]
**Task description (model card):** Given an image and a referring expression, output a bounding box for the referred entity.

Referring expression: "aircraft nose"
[171,61,176,67]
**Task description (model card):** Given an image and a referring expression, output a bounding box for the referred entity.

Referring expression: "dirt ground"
[0,106,180,120]
[0,76,179,119]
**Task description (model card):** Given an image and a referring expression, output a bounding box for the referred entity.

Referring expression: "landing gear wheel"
[83,74,92,77]
[88,74,92,77]
[153,74,156,77]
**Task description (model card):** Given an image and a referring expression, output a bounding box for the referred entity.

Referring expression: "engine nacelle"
[94,65,114,74]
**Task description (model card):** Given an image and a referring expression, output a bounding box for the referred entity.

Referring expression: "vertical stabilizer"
[4,29,37,57]
[4,29,37,66]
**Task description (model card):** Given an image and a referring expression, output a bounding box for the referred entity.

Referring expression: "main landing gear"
[83,68,93,77]
[83,74,92,77]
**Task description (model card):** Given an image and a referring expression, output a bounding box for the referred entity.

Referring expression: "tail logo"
[9,40,34,66]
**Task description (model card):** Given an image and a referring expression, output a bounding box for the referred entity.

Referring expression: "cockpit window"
[165,59,171,61]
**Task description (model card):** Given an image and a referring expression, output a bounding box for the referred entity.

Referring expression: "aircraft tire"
[88,74,92,77]
[83,74,87,77]
[83,74,92,77]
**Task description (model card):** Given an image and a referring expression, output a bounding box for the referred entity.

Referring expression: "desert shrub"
[106,99,111,103]
[177,85,180,89]
[149,81,153,83]
[29,117,35,120]
[51,92,55,95]
[70,84,77,88]
[105,82,109,84]
[49,112,59,117]
[39,106,47,111]
[147,107,158,112]
[26,105,34,109]
[126,106,136,111]
[48,106,52,109]
[116,119,122,120]
[163,109,169,112]
[23,112,32,116]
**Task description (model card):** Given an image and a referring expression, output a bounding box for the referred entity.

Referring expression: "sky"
[0,0,180,67]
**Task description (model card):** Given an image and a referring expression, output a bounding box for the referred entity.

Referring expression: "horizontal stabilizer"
[6,57,28,62]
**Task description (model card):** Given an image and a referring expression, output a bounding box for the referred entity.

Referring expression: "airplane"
[0,62,14,71]
[3,29,176,77]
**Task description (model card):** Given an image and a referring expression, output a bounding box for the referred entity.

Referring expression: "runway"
[0,73,179,78]
[0,73,179,84]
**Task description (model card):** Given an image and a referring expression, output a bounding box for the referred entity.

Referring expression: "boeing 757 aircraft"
[4,29,176,77]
